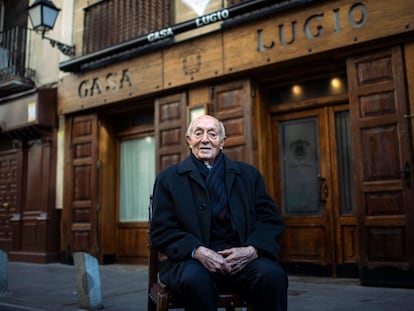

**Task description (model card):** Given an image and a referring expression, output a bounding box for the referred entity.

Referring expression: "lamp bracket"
[42,33,75,57]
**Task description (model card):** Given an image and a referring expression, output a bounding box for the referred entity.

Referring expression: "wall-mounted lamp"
[27,0,75,57]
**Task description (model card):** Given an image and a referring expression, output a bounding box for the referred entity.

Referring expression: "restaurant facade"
[47,0,414,287]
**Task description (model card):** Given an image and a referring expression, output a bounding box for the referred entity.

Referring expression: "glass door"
[273,105,357,276]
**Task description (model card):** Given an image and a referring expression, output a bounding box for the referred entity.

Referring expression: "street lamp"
[27,0,75,57]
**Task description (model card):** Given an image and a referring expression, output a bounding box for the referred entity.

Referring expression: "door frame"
[271,107,335,271]
[269,100,358,276]
[115,123,155,264]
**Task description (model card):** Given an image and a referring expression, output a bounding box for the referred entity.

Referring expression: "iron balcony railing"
[83,0,171,55]
[0,26,35,82]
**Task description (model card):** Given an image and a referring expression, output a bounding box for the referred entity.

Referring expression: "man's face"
[186,115,225,164]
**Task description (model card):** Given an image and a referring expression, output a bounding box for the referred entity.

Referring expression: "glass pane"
[335,111,355,215]
[119,136,155,222]
[269,75,348,105]
[43,6,59,28]
[174,0,223,19]
[280,118,321,215]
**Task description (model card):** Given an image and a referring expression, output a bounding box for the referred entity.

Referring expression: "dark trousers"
[166,257,288,311]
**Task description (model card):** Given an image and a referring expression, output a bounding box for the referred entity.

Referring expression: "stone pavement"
[0,262,413,311]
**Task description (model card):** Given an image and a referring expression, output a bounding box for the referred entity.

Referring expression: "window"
[119,136,155,222]
[83,0,171,54]
[269,75,348,105]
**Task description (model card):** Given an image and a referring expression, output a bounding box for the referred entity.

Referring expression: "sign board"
[58,0,414,114]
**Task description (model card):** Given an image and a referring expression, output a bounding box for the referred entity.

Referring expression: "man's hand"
[218,246,258,275]
[193,246,232,274]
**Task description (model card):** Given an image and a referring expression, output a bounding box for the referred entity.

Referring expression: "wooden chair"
[148,196,254,311]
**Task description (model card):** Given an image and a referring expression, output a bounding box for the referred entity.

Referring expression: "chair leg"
[147,299,156,311]
[157,292,169,311]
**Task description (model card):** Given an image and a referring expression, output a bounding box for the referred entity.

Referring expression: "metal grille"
[0,0,34,82]
[83,0,171,55]
[0,26,35,81]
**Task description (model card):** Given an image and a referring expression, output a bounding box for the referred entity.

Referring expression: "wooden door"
[272,105,358,275]
[329,105,359,276]
[0,151,22,252]
[347,46,414,286]
[63,114,99,261]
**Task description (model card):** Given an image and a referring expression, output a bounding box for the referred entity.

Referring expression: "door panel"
[213,80,255,164]
[273,105,357,275]
[0,151,21,252]
[117,136,155,264]
[155,93,187,173]
[347,46,414,286]
[274,108,333,267]
[280,117,322,216]
[63,114,99,259]
[15,139,60,262]
[330,107,358,269]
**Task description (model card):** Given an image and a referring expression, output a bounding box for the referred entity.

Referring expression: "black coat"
[150,153,285,282]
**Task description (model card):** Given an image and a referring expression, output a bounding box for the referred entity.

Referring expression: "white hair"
[186,115,226,138]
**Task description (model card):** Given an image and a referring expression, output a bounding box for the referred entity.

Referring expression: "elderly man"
[150,114,287,310]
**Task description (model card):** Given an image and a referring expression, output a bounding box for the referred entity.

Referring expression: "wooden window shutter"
[347,46,414,286]
[154,93,187,173]
[212,80,255,165]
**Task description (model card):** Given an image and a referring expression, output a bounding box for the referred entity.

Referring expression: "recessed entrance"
[268,73,358,276]
[272,105,357,276]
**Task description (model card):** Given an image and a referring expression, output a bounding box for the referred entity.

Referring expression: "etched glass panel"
[280,118,320,215]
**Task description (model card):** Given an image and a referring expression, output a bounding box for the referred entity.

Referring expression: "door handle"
[318,175,328,204]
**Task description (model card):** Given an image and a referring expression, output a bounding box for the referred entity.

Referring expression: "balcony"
[61,0,270,72]
[0,26,35,98]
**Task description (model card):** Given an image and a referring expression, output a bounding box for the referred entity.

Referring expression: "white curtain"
[119,136,155,222]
